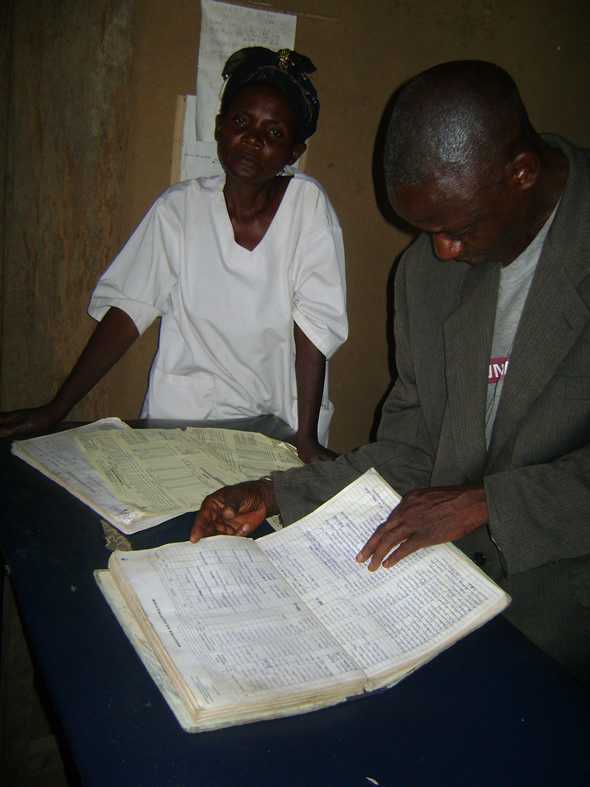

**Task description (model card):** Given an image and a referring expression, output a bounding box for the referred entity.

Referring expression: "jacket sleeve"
[485,443,590,575]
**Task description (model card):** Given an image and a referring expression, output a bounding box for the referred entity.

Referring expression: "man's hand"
[190,479,277,543]
[294,433,338,464]
[356,485,488,571]
[0,404,62,440]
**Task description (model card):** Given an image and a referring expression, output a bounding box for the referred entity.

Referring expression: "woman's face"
[216,84,306,185]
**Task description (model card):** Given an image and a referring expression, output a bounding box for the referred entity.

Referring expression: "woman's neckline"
[222,174,295,252]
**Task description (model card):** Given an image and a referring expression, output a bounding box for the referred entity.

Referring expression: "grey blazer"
[275,136,590,681]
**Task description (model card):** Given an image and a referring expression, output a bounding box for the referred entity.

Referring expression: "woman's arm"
[293,322,337,463]
[0,307,139,438]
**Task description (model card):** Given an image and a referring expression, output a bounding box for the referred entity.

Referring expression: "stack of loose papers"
[12,418,302,534]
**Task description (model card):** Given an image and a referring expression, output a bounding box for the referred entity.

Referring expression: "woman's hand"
[294,433,338,464]
[0,404,63,440]
[190,479,277,543]
[0,307,139,442]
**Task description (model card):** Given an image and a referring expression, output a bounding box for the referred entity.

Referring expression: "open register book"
[11,418,301,534]
[95,468,510,732]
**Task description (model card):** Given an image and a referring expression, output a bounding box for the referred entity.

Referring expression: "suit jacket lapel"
[487,263,588,468]
[443,263,499,482]
[487,137,590,468]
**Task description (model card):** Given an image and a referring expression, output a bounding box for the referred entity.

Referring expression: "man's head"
[385,61,544,266]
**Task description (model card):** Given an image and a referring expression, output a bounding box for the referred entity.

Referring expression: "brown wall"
[2,0,590,451]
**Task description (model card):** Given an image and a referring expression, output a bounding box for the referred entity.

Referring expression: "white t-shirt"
[485,204,558,446]
[88,173,348,443]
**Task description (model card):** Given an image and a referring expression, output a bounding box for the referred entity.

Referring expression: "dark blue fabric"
[1,422,589,787]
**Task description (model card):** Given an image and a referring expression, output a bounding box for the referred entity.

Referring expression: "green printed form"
[76,427,302,517]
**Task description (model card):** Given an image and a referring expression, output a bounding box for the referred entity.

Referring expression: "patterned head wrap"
[220,47,320,142]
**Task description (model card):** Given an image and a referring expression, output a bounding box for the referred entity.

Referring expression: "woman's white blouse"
[88,172,348,442]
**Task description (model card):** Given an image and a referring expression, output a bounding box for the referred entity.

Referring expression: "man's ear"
[507,151,540,191]
[214,115,222,141]
[289,142,307,165]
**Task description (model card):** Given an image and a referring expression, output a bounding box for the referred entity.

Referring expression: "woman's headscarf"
[220,47,320,142]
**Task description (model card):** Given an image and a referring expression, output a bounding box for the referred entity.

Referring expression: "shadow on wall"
[369,86,417,441]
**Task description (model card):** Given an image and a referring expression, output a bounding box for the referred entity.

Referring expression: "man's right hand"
[0,404,62,440]
[190,479,277,543]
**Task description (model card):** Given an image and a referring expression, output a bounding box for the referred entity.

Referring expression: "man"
[191,61,590,684]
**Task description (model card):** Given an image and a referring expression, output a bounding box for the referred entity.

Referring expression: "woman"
[0,48,348,462]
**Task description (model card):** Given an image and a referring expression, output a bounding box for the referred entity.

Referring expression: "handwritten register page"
[105,469,510,729]
[261,470,506,686]
[111,537,363,718]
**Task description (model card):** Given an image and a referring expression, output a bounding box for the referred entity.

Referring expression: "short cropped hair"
[384,60,536,187]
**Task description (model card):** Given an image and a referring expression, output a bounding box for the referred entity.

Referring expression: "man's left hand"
[356,485,488,571]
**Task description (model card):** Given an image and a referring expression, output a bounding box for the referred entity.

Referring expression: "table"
[1,420,589,787]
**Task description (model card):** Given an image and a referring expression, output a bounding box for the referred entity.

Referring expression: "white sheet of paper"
[260,469,509,681]
[112,539,362,709]
[180,99,222,179]
[11,419,171,531]
[196,0,296,140]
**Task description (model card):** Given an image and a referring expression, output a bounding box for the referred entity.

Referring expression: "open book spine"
[108,540,371,723]
[96,565,366,733]
[97,469,510,733]
[99,568,366,732]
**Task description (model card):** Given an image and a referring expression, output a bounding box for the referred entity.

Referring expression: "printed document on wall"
[180,97,221,180]
[196,0,297,140]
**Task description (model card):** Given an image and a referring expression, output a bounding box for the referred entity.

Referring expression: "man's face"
[390,169,526,266]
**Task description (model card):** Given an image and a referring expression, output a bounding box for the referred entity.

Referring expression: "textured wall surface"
[0,1,14,379]
[2,0,590,450]
[1,0,136,418]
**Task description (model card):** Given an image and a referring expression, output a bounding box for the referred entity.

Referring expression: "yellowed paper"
[76,427,301,517]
